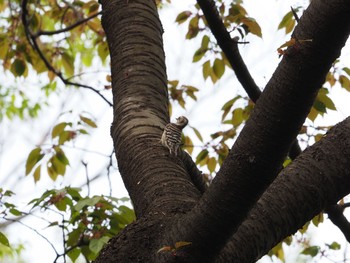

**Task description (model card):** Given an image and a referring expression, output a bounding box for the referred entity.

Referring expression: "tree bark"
[216,117,350,262]
[95,0,350,262]
[161,0,350,261]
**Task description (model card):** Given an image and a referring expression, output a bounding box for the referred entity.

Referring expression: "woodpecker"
[161,116,188,156]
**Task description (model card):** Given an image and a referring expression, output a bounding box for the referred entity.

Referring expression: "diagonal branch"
[217,117,350,262]
[325,204,350,242]
[164,0,350,261]
[197,0,301,159]
[21,0,112,106]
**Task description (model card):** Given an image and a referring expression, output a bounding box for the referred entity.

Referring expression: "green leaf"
[67,247,81,263]
[25,148,44,175]
[202,60,211,80]
[242,17,262,38]
[186,16,199,39]
[98,41,109,62]
[9,208,22,216]
[0,232,10,247]
[343,67,350,76]
[301,246,320,257]
[311,212,323,226]
[192,126,203,142]
[183,136,193,154]
[221,96,241,121]
[232,108,244,127]
[118,205,136,223]
[201,35,210,49]
[11,59,26,76]
[75,196,102,211]
[196,150,208,164]
[307,107,318,122]
[317,88,336,111]
[193,48,207,63]
[61,52,74,76]
[175,11,192,24]
[313,100,326,114]
[52,122,68,138]
[207,157,216,173]
[0,38,9,60]
[339,75,350,91]
[326,242,341,250]
[59,130,76,145]
[278,11,294,34]
[51,155,66,176]
[168,80,179,88]
[80,115,97,128]
[55,147,70,166]
[213,59,225,79]
[89,237,110,254]
[47,163,59,181]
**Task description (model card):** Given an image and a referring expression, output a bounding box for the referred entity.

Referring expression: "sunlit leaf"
[311,212,323,226]
[301,246,320,257]
[202,60,211,80]
[55,147,70,166]
[175,10,192,24]
[326,242,341,250]
[52,122,68,138]
[89,237,110,254]
[157,246,172,253]
[98,41,109,62]
[193,48,207,62]
[242,17,262,38]
[196,150,208,164]
[213,58,225,79]
[192,127,203,142]
[61,52,74,76]
[339,75,350,91]
[183,136,194,154]
[67,247,81,263]
[0,232,10,247]
[25,148,44,175]
[33,165,41,183]
[175,241,192,249]
[207,157,216,173]
[80,115,98,128]
[9,208,22,216]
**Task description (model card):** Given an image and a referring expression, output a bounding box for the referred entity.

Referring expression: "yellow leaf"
[175,241,192,249]
[207,157,217,173]
[157,246,172,253]
[33,165,41,183]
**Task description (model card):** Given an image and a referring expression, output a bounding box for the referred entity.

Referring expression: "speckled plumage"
[161,116,188,156]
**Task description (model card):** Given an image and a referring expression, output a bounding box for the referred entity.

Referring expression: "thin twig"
[21,0,112,106]
[34,11,102,36]
[197,0,302,159]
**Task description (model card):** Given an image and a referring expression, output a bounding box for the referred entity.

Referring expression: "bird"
[161,116,188,156]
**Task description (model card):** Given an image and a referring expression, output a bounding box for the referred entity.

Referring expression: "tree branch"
[197,0,302,159]
[21,0,112,106]
[164,0,350,261]
[325,204,350,243]
[217,117,350,262]
[100,0,201,218]
[33,11,102,37]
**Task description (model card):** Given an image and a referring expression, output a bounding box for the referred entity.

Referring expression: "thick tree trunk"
[95,0,350,262]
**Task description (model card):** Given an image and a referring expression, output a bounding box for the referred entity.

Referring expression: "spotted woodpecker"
[161,116,188,156]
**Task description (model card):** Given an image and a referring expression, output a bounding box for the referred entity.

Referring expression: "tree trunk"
[95,0,350,262]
